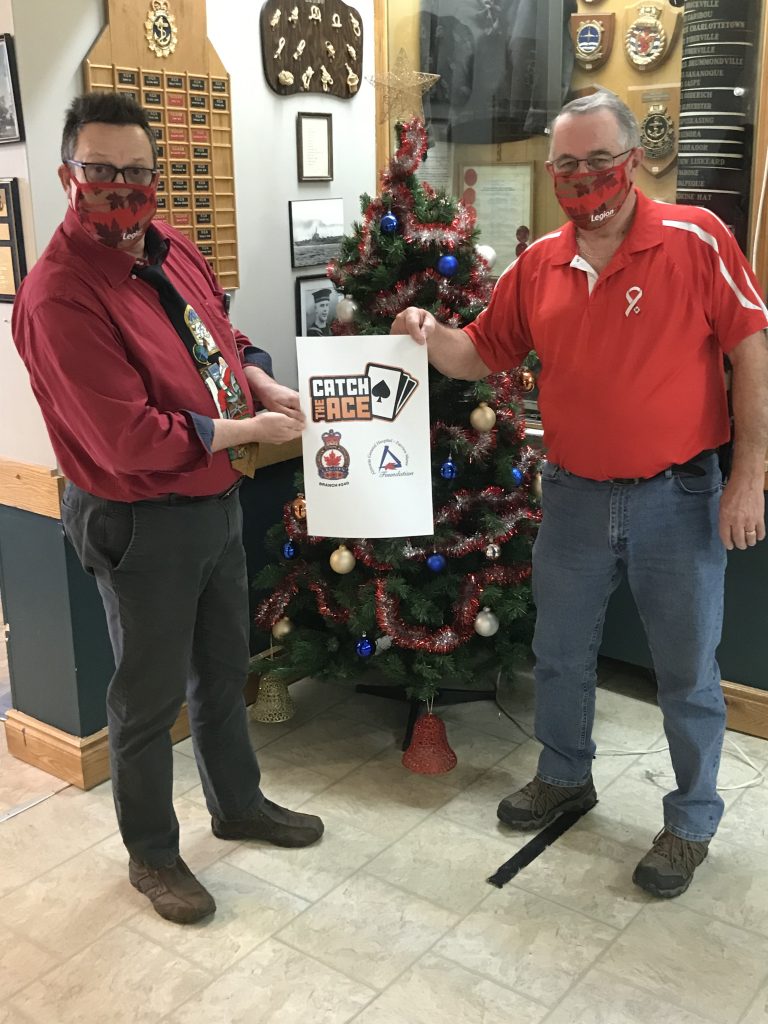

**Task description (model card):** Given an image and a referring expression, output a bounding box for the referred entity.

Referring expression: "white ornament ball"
[271,616,294,641]
[330,544,356,574]
[476,244,497,270]
[336,296,358,324]
[474,607,500,637]
[469,402,497,432]
[485,543,501,561]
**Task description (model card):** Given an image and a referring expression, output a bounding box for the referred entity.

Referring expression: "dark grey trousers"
[61,482,264,866]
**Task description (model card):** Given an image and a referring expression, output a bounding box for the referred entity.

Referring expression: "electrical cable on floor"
[494,675,766,794]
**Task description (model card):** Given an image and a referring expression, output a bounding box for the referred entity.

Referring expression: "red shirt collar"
[62,206,171,287]
[546,188,664,266]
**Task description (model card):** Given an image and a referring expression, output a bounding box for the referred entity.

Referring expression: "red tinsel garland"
[254,565,351,630]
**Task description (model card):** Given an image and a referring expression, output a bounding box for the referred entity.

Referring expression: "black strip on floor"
[487,807,594,889]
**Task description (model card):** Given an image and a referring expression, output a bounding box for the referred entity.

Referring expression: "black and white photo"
[0,36,24,145]
[295,275,342,336]
[289,197,344,268]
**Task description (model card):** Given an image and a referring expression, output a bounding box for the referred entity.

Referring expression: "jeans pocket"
[101,504,138,572]
[673,467,723,496]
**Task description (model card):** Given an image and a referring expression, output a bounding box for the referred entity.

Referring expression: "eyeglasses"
[67,160,159,187]
[547,149,634,177]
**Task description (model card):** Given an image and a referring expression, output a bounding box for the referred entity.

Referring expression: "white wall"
[0,0,377,472]
[207,0,376,387]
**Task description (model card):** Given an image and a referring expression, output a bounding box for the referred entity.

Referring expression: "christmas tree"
[254,119,541,703]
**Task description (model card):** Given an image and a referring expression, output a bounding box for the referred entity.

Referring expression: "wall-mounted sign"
[145,0,178,59]
[623,2,682,72]
[571,15,615,72]
[628,84,680,177]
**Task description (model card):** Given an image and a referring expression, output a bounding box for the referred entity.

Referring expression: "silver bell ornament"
[474,607,500,637]
[485,543,501,561]
[271,616,294,641]
[469,402,497,432]
[330,544,356,574]
[475,244,497,270]
[336,296,358,324]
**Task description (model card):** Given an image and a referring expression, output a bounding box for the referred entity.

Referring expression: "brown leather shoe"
[212,798,324,848]
[129,856,216,924]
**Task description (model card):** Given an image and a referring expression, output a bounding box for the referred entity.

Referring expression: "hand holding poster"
[296,335,434,538]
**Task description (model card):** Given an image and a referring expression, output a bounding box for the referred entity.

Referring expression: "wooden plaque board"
[83,0,239,289]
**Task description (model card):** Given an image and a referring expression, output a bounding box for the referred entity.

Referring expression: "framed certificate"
[296,112,333,182]
[460,163,534,274]
[0,35,24,145]
[0,178,26,301]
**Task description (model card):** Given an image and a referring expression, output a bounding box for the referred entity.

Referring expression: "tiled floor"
[1,663,768,1024]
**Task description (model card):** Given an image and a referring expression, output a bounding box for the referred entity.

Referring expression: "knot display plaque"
[260,0,363,98]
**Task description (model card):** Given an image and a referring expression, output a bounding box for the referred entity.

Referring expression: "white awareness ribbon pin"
[625,286,643,318]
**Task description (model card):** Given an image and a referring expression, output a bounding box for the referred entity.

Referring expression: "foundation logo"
[310,363,418,424]
[316,430,351,481]
[367,440,413,479]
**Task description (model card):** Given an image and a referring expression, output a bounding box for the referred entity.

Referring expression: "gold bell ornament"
[330,544,356,574]
[249,672,296,723]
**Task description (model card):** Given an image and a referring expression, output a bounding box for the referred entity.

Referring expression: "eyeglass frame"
[66,159,160,187]
[546,148,636,177]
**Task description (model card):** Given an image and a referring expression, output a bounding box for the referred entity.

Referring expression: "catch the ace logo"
[310,363,419,423]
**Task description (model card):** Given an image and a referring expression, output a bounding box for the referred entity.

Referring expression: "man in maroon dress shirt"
[13,93,323,924]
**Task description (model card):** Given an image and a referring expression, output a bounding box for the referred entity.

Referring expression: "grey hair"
[549,90,641,152]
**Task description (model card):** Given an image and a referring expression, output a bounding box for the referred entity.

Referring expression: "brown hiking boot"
[212,798,324,848]
[497,775,597,831]
[632,829,710,899]
[129,856,216,924]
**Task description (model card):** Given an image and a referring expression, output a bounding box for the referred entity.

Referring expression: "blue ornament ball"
[356,635,375,658]
[426,553,447,573]
[440,457,458,480]
[437,253,459,277]
[380,212,399,234]
[282,540,297,559]
[511,467,524,486]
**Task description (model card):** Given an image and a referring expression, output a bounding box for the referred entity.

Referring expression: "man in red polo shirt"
[393,91,768,897]
[13,93,324,924]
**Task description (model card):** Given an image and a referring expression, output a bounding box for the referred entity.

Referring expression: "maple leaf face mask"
[70,179,158,250]
[548,152,634,232]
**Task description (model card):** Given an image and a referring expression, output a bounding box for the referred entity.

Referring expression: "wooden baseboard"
[722,680,768,741]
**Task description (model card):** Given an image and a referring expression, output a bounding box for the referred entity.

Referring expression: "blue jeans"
[532,453,727,842]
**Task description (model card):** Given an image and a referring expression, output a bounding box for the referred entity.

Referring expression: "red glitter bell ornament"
[402,712,458,775]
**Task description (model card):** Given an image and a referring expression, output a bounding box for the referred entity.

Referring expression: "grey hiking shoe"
[632,829,710,898]
[497,775,597,831]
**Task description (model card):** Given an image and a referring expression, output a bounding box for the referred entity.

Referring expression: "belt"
[608,449,716,486]
[141,479,243,505]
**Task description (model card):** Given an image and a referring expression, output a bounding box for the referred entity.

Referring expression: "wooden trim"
[722,680,768,741]
[252,437,302,471]
[373,0,391,176]
[0,458,64,519]
[749,3,768,291]
[3,668,264,790]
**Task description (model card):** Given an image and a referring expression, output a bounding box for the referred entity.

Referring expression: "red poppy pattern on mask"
[72,181,157,250]
[550,155,633,232]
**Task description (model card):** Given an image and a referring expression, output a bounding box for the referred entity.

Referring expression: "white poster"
[296,335,434,539]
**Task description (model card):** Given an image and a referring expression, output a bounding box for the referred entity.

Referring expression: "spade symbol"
[371,380,391,404]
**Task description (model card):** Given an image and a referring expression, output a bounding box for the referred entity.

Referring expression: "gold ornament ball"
[520,369,536,393]
[469,402,497,432]
[330,544,356,574]
[532,472,543,501]
[292,493,307,520]
[336,296,358,324]
[271,616,294,641]
[474,607,500,637]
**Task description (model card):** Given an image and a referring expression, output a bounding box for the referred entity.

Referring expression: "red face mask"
[70,179,157,250]
[549,154,634,232]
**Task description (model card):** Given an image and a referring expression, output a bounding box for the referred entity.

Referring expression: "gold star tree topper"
[368,48,440,124]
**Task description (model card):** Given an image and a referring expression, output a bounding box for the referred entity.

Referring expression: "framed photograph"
[296,112,333,182]
[289,197,344,269]
[295,274,342,337]
[460,163,533,273]
[0,35,24,145]
[0,178,27,301]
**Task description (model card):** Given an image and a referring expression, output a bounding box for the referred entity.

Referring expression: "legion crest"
[570,14,615,72]
[145,0,178,59]
[316,430,351,481]
[624,2,681,72]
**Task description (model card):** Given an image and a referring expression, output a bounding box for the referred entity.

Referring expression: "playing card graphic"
[366,363,419,421]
